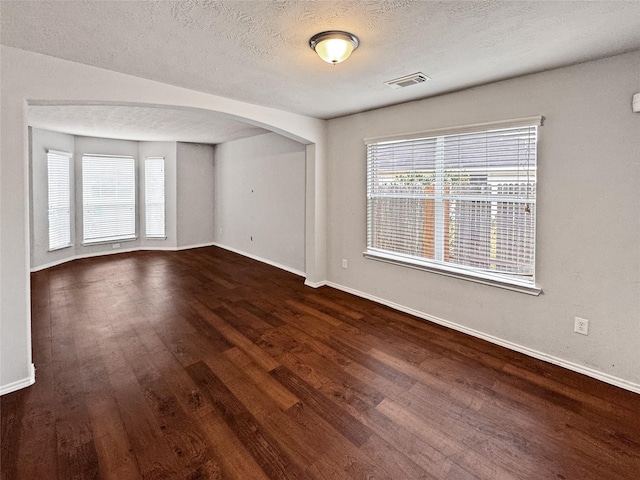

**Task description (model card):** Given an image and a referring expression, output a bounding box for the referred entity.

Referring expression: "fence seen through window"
[366,119,539,288]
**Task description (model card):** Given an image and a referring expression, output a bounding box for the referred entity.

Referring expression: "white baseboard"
[31,247,142,272]
[30,246,638,394]
[31,242,306,278]
[30,243,217,272]
[31,241,307,282]
[136,246,178,251]
[176,242,218,251]
[212,243,305,278]
[0,363,35,396]
[325,281,640,395]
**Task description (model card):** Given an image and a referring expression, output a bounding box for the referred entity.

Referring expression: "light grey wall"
[326,51,640,386]
[176,142,215,248]
[139,141,178,250]
[213,132,306,274]
[29,132,179,270]
[30,128,75,268]
[0,45,325,394]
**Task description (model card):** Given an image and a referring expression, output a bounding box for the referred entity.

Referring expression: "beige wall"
[325,50,640,389]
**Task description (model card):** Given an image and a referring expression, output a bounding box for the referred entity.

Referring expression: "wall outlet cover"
[574,316,589,335]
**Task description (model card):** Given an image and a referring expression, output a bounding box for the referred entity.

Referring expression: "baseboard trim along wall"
[212,243,305,278]
[31,247,144,272]
[31,242,304,277]
[1,363,35,396]
[30,243,219,272]
[28,248,638,395]
[324,281,640,395]
[177,242,217,251]
[304,279,327,289]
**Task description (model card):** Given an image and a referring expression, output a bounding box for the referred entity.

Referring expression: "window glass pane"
[145,157,165,238]
[82,155,136,243]
[366,123,538,287]
[47,151,72,251]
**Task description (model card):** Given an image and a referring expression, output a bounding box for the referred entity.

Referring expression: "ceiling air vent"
[385,72,430,89]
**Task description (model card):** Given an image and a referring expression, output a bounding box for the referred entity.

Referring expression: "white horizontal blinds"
[82,155,136,243]
[47,150,72,251]
[145,157,165,238]
[443,127,537,277]
[367,138,438,260]
[367,119,538,286]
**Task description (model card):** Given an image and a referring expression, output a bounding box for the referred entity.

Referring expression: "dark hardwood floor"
[2,246,639,479]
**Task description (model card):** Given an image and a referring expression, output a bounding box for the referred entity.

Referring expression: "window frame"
[81,154,137,245]
[364,116,543,295]
[47,149,73,252]
[144,156,166,239]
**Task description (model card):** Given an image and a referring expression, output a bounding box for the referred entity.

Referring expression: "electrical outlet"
[342,259,348,269]
[112,243,120,249]
[574,317,589,335]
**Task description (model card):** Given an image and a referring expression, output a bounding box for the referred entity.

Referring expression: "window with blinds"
[365,117,541,291]
[82,155,136,244]
[47,150,72,251]
[145,157,165,238]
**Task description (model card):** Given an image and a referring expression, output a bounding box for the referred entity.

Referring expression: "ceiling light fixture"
[309,31,359,65]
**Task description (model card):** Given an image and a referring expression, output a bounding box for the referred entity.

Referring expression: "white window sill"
[363,250,542,296]
[144,236,167,240]
[82,236,137,247]
[48,244,73,253]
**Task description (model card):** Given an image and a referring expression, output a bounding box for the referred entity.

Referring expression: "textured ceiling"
[3,1,640,142]
[28,104,270,144]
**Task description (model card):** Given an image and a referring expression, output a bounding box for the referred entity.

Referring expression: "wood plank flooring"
[2,246,639,479]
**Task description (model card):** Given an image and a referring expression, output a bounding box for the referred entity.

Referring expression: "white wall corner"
[0,363,35,396]
[176,242,218,251]
[212,243,305,278]
[304,279,327,289]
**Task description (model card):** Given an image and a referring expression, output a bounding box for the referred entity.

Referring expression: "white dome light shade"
[309,31,359,64]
